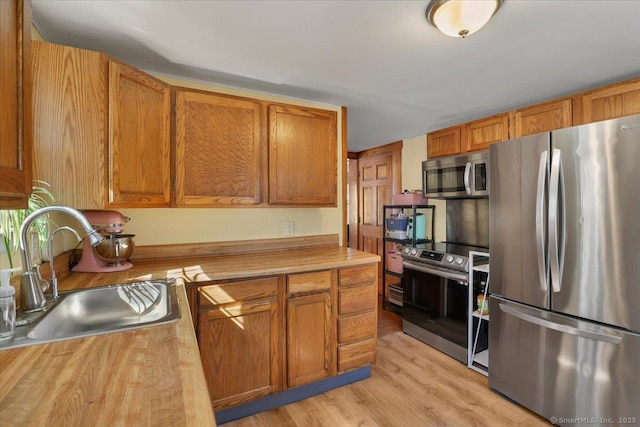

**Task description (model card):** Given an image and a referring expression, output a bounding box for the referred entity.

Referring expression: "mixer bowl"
[95,233,135,265]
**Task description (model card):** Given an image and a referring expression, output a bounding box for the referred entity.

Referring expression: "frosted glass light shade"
[427,0,503,38]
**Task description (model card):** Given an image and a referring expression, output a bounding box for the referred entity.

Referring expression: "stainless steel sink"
[0,278,180,350]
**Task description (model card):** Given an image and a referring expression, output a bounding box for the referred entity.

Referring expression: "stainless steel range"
[400,242,488,363]
[401,242,482,276]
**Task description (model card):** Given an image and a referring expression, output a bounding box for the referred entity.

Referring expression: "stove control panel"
[401,246,469,272]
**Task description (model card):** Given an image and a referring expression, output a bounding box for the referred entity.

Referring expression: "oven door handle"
[402,261,468,283]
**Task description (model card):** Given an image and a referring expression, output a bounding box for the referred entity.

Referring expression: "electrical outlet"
[284,221,294,236]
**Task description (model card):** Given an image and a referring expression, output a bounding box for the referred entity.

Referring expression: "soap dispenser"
[0,267,19,343]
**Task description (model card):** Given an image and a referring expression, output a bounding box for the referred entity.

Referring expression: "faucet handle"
[34,263,50,293]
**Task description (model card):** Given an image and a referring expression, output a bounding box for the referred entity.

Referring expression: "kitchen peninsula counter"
[0,240,380,426]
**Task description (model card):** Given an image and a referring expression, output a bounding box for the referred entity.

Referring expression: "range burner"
[400,242,488,272]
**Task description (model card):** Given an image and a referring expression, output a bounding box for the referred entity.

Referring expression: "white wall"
[400,135,446,242]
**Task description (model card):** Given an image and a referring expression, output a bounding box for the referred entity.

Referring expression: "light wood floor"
[223,302,550,427]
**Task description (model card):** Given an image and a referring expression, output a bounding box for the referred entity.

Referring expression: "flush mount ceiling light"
[426,0,504,38]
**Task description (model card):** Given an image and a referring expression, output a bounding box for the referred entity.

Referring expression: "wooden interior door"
[358,154,393,295]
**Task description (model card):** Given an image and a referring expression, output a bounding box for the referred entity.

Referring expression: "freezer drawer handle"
[499,303,622,345]
[535,150,549,292]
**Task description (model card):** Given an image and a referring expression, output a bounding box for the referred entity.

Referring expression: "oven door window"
[402,267,468,348]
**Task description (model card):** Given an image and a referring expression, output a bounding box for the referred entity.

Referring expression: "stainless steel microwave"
[422,152,489,198]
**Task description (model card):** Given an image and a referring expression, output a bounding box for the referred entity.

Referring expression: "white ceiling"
[32,0,640,153]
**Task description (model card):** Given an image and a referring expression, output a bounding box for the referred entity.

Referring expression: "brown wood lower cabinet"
[286,270,335,388]
[287,291,334,387]
[338,337,377,372]
[198,298,282,411]
[337,265,378,373]
[196,277,283,411]
[192,262,378,412]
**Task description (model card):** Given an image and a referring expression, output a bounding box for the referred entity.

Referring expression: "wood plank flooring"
[222,303,549,427]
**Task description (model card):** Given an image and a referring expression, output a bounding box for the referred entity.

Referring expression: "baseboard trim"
[215,366,371,424]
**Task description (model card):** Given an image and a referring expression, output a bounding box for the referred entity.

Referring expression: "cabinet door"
[108,61,171,207]
[513,99,572,138]
[287,291,334,387]
[578,78,640,124]
[268,104,337,206]
[32,41,108,209]
[174,89,262,206]
[0,0,31,208]
[198,298,281,410]
[465,113,509,152]
[427,125,462,158]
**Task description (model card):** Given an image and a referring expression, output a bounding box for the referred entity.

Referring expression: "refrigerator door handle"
[535,150,549,292]
[464,162,472,195]
[499,303,622,345]
[549,148,565,292]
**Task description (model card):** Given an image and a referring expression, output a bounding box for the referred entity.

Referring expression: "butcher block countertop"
[0,236,380,426]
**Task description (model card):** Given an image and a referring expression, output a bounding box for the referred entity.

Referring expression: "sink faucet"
[47,226,82,299]
[18,206,105,311]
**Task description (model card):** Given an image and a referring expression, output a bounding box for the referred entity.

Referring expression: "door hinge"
[171,103,177,114]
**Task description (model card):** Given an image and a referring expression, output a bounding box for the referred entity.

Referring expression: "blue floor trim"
[215,366,371,425]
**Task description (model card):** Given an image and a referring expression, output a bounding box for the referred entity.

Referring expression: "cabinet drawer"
[338,264,376,288]
[338,284,377,316]
[198,277,278,308]
[338,338,376,372]
[338,311,377,344]
[288,270,332,295]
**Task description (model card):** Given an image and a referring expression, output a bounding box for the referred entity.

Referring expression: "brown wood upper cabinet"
[513,98,572,138]
[427,78,640,158]
[32,42,108,209]
[31,42,171,208]
[174,89,262,206]
[464,113,509,152]
[0,0,32,209]
[577,78,640,125]
[30,40,339,208]
[108,61,171,207]
[268,104,338,206]
[427,125,462,158]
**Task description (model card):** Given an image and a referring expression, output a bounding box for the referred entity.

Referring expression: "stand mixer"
[71,210,135,272]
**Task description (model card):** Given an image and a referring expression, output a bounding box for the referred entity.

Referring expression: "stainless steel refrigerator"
[489,114,640,426]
